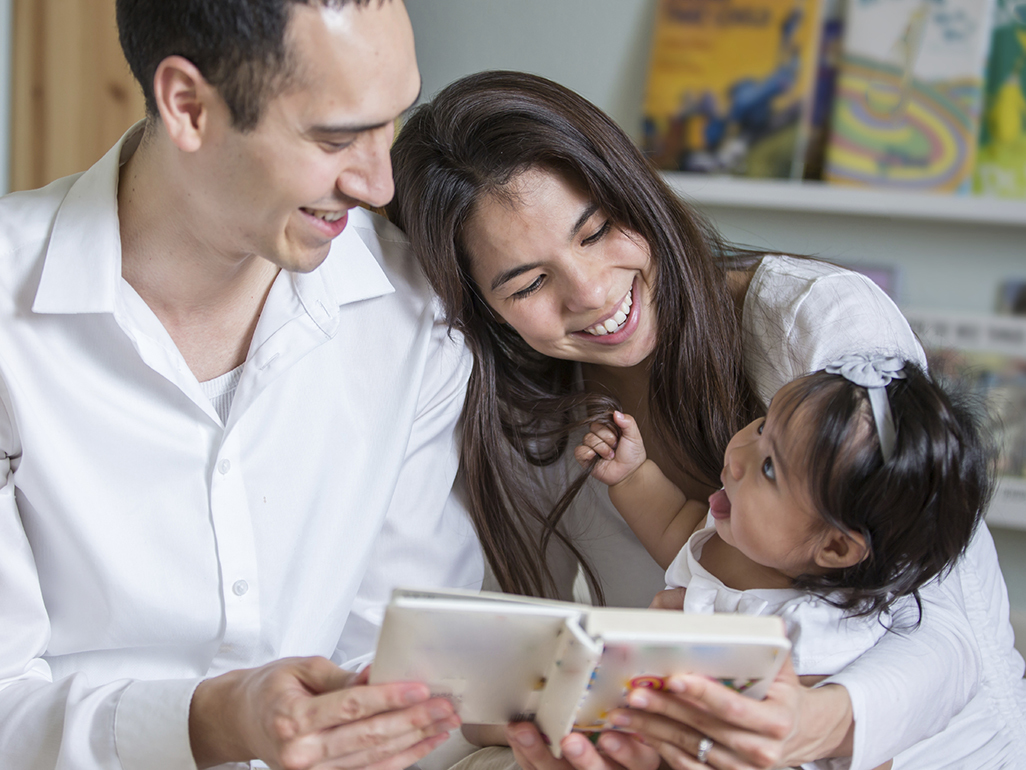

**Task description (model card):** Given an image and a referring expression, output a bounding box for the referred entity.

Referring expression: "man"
[0,1,482,767]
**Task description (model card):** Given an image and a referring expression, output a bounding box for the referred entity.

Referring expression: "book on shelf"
[904,309,1026,529]
[369,587,791,756]
[641,0,824,179]
[803,0,846,179]
[825,0,996,193]
[974,0,1026,198]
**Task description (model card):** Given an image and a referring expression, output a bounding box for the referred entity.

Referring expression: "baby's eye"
[762,457,775,481]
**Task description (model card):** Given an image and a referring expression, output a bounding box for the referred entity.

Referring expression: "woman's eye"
[757,420,765,435]
[762,457,775,481]
[511,276,544,300]
[582,220,611,246]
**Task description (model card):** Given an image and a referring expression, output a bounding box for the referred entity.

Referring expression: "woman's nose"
[563,269,608,313]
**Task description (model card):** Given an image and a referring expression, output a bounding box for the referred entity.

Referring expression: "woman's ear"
[813,528,868,570]
[152,55,218,152]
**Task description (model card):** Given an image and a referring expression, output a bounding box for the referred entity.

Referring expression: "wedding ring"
[696,735,714,764]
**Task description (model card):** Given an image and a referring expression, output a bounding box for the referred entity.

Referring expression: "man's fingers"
[359,731,455,770]
[648,587,686,611]
[323,708,460,769]
[281,698,459,769]
[594,732,660,770]
[508,723,570,770]
[299,681,434,733]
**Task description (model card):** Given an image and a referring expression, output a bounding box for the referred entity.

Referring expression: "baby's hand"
[574,411,647,487]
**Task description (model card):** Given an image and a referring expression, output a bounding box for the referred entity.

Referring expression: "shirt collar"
[292,207,396,335]
[32,123,142,314]
[33,124,396,325]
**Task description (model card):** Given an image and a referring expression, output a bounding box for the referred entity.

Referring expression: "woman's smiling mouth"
[583,286,633,336]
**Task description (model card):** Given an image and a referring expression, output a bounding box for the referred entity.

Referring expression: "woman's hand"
[506,723,659,770]
[603,657,855,769]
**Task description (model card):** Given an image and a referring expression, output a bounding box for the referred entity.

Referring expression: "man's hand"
[506,723,659,770]
[190,657,460,770]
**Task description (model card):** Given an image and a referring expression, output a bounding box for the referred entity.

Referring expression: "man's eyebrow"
[306,83,423,137]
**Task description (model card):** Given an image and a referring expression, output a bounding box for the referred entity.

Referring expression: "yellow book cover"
[642,0,824,178]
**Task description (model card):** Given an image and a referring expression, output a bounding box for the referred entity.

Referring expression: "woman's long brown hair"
[387,71,763,601]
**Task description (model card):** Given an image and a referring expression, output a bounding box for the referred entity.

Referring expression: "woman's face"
[463,168,658,369]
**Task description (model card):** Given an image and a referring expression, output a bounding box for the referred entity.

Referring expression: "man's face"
[199,0,420,273]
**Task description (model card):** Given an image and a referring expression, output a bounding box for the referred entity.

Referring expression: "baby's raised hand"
[574,411,647,487]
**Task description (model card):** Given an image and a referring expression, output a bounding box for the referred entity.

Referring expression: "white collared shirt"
[0,126,483,770]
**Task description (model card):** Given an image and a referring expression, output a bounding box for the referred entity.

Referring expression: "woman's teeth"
[302,207,346,222]
[585,289,633,336]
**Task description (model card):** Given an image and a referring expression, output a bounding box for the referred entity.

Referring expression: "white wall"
[0,0,12,195]
[405,0,658,143]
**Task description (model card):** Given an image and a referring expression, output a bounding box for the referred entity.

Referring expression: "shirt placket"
[208,428,263,673]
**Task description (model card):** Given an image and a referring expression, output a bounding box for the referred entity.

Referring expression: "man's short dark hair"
[116,0,375,132]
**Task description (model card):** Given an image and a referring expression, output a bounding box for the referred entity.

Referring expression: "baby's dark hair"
[776,361,995,623]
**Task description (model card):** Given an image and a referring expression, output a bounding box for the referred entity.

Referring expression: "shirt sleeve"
[748,262,981,769]
[0,378,203,770]
[334,318,484,668]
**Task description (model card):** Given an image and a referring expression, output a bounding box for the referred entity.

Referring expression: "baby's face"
[710,380,825,579]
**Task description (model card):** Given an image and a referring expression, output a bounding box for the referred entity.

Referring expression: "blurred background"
[0,0,1023,654]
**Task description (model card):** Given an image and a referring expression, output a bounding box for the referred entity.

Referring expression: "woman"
[387,71,1025,769]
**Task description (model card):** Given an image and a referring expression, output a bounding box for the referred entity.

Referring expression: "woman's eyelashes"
[510,275,544,300]
[582,219,611,246]
[506,219,609,300]
[762,456,776,481]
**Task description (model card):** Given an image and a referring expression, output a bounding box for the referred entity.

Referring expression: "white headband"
[824,353,907,462]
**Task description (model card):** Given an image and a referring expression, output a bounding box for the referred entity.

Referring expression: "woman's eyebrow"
[491,262,543,292]
[571,203,600,239]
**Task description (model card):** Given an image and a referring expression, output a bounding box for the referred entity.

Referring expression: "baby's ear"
[813,528,868,570]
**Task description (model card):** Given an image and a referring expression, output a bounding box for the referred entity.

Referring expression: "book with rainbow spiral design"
[825,0,996,192]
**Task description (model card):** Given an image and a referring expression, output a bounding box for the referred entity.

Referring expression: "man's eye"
[762,457,775,481]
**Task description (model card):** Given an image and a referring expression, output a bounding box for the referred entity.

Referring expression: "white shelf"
[663,173,1026,228]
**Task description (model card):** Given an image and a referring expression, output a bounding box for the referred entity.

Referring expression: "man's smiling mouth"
[583,287,633,336]
[301,206,346,222]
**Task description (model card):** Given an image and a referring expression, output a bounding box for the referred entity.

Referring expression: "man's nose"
[336,122,396,209]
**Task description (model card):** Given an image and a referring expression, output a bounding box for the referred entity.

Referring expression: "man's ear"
[152,55,218,152]
[814,528,868,570]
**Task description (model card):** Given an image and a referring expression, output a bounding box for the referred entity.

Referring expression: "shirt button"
[218,459,231,475]
[232,580,249,596]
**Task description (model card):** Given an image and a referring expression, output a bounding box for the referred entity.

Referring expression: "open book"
[369,587,791,756]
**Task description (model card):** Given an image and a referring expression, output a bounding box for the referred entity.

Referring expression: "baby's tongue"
[708,488,731,518]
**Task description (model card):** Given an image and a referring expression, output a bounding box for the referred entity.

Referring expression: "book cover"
[804,0,847,179]
[904,309,1026,529]
[825,0,995,192]
[641,0,824,179]
[369,587,791,756]
[974,0,1026,197]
